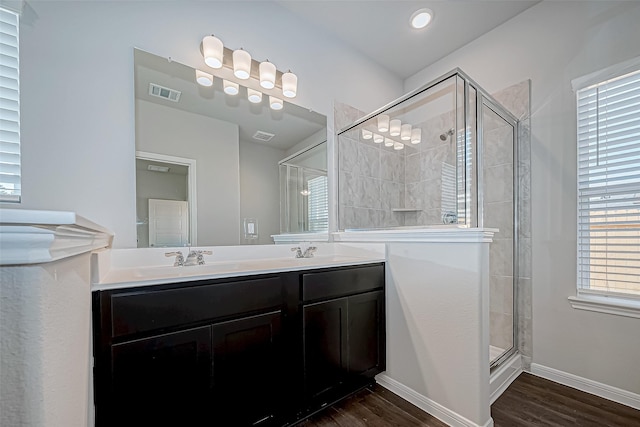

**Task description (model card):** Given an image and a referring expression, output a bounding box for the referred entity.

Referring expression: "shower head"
[440,128,455,141]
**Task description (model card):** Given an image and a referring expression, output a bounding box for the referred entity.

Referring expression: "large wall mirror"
[134,48,327,247]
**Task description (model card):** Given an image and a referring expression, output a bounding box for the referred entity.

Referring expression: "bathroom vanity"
[91,258,385,426]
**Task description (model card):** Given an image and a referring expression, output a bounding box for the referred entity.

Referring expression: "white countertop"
[93,255,385,291]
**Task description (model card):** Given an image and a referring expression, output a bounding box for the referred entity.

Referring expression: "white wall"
[239,140,284,245]
[137,99,240,246]
[405,1,640,395]
[15,1,403,248]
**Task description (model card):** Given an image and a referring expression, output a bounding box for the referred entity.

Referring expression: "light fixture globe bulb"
[259,61,276,89]
[223,79,239,95]
[233,48,252,80]
[202,35,224,69]
[270,96,283,110]
[195,70,213,87]
[282,71,297,98]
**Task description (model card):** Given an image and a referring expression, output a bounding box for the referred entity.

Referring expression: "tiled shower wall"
[336,106,456,229]
[491,80,532,368]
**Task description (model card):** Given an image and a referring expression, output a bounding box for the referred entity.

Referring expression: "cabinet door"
[303,298,348,402]
[106,326,212,427]
[348,290,385,379]
[211,311,283,426]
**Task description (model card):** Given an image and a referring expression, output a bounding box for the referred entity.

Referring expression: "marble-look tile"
[334,101,366,131]
[341,206,380,230]
[517,278,532,320]
[405,181,424,210]
[339,170,358,208]
[417,208,443,225]
[490,237,514,278]
[518,237,532,279]
[518,316,533,358]
[484,201,514,239]
[490,312,513,351]
[359,142,381,178]
[518,160,531,200]
[380,150,405,182]
[422,145,454,182]
[517,196,531,239]
[380,210,404,228]
[492,80,530,120]
[490,275,514,316]
[483,125,514,168]
[405,153,421,183]
[484,163,514,204]
[381,181,404,211]
[403,211,418,226]
[339,136,359,174]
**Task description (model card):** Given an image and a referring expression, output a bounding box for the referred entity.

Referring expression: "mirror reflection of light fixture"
[373,133,383,143]
[195,70,213,87]
[390,119,401,136]
[300,189,311,196]
[384,137,394,147]
[378,114,390,132]
[362,129,373,140]
[223,79,239,95]
[393,141,404,150]
[411,128,422,144]
[259,60,276,89]
[202,35,223,68]
[247,88,262,103]
[282,71,297,98]
[270,96,283,110]
[233,48,251,79]
[401,124,412,141]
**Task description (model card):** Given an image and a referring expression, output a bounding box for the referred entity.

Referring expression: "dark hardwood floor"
[299,373,640,426]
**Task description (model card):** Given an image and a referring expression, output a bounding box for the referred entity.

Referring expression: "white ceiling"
[277,1,541,79]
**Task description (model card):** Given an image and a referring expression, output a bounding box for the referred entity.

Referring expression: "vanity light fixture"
[373,133,383,143]
[410,8,433,29]
[361,129,373,140]
[223,79,239,95]
[384,137,394,147]
[195,70,214,87]
[411,128,422,144]
[259,60,276,89]
[199,34,299,109]
[378,114,390,132]
[233,48,252,79]
[247,88,262,103]
[270,96,284,110]
[202,35,224,68]
[401,124,412,141]
[389,119,401,137]
[393,142,404,150]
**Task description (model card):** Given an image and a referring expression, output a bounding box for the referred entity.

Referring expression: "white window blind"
[577,68,640,298]
[0,7,20,202]
[307,175,328,232]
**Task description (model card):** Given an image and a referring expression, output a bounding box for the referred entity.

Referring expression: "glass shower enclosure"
[337,69,520,368]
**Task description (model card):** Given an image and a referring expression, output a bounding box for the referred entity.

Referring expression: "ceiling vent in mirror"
[147,164,170,173]
[253,131,275,142]
[149,83,181,102]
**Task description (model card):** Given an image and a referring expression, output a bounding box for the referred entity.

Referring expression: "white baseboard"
[375,374,494,427]
[529,363,640,410]
[490,353,523,404]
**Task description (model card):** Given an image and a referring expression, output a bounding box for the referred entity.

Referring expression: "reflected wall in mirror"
[134,48,327,247]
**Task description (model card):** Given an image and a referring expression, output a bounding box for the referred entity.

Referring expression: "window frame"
[570,58,640,318]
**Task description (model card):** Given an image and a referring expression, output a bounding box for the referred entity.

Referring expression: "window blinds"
[0,7,20,202]
[577,68,640,297]
[307,175,328,232]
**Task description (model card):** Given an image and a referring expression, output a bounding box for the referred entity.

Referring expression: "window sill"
[568,294,640,319]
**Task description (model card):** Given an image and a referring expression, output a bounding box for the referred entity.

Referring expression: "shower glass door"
[480,99,517,367]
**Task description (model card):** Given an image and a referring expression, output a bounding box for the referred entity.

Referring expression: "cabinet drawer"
[109,277,282,338]
[302,264,384,302]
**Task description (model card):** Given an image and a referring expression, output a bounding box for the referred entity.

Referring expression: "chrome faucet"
[185,250,213,266]
[291,246,317,258]
[165,251,185,266]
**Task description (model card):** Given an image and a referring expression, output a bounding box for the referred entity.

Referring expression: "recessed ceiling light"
[410,8,433,29]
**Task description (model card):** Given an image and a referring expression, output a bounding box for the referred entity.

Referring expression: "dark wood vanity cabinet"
[92,263,384,427]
